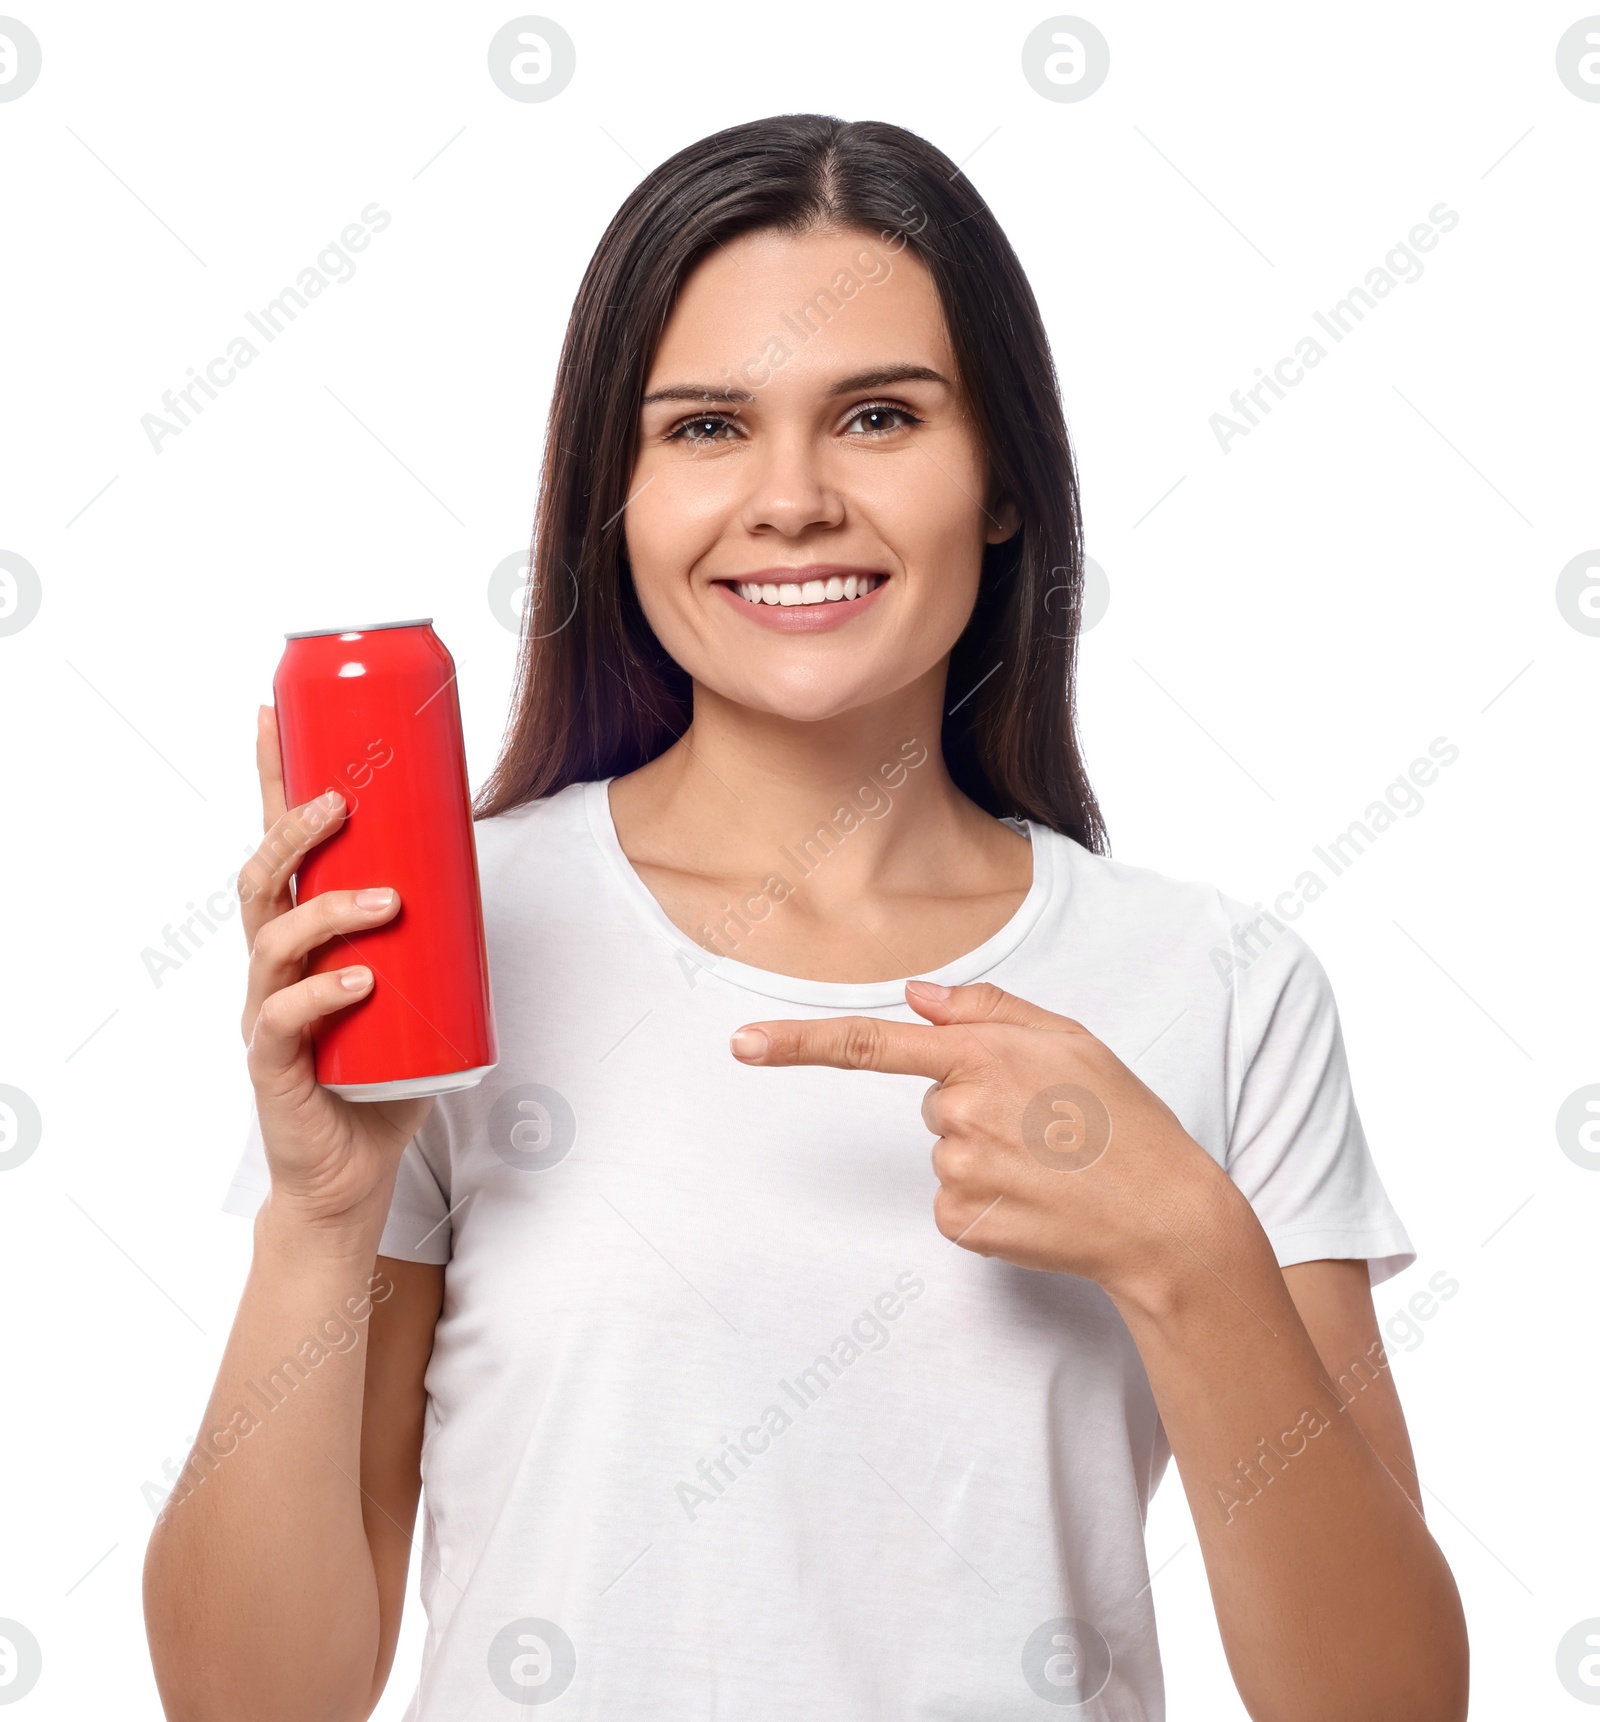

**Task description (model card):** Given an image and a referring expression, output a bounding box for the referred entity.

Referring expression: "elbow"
[1367,1577,1470,1722]
[142,1514,376,1722]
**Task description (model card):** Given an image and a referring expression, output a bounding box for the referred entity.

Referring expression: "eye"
[664,412,741,445]
[842,402,922,437]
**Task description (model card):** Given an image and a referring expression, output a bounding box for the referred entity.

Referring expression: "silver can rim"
[284,617,434,640]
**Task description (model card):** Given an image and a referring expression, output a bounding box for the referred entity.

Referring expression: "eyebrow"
[639,363,953,407]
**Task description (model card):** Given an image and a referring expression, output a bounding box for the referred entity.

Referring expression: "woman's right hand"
[238,704,434,1238]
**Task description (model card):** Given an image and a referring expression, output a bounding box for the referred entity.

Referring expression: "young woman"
[145,116,1468,1720]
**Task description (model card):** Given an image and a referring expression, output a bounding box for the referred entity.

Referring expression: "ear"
[984,494,1022,545]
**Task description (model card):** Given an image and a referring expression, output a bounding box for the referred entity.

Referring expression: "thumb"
[904,978,1086,1034]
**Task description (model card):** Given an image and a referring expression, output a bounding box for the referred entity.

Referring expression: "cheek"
[855,436,992,585]
[623,484,719,619]
[872,488,986,638]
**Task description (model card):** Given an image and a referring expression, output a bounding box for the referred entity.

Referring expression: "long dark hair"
[476,113,1106,852]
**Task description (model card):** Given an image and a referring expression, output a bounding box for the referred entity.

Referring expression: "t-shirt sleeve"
[219,1096,454,1266]
[1222,906,1415,1287]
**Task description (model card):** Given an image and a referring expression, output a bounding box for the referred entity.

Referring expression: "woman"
[145,115,1468,1719]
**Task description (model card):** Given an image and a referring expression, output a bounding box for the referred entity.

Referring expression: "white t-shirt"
[223,776,1413,1720]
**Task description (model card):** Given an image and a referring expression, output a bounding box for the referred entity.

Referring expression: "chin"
[719,668,886,725]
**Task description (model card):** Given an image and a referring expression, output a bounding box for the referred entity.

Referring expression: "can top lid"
[283,618,433,640]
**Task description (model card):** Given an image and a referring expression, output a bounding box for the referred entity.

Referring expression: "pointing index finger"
[729,1015,979,1081]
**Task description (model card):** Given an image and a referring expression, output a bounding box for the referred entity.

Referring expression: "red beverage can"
[272,619,498,1100]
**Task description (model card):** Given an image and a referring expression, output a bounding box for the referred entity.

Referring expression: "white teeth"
[730,574,882,605]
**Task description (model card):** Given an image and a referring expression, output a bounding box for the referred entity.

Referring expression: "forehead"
[645,225,953,386]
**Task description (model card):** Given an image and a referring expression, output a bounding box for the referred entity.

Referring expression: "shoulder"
[1036,826,1330,1009]
[473,778,593,851]
[1037,827,1233,953]
[471,780,603,905]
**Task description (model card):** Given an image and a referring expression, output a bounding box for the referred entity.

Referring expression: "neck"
[610,659,1005,901]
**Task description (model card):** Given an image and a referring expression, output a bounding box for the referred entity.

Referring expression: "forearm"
[143,1200,393,1722]
[1107,1175,1468,1722]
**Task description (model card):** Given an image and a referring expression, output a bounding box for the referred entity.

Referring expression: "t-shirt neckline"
[582,775,1056,1008]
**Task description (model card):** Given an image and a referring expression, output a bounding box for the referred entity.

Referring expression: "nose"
[737,428,845,538]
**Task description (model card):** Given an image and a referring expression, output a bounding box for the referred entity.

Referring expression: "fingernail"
[355,888,395,910]
[319,790,346,813]
[730,1027,769,1060]
[340,968,373,992]
[907,979,951,999]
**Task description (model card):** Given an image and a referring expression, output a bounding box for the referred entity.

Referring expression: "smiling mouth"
[722,573,887,607]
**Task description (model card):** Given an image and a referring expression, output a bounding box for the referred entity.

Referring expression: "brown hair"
[475,113,1106,852]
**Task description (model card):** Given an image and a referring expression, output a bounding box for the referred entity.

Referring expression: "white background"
[2,2,1597,1716]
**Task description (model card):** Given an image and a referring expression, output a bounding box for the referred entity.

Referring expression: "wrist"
[253,1188,389,1271]
[1099,1150,1274,1325]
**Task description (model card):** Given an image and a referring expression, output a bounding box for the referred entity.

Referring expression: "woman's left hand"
[730,978,1245,1293]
